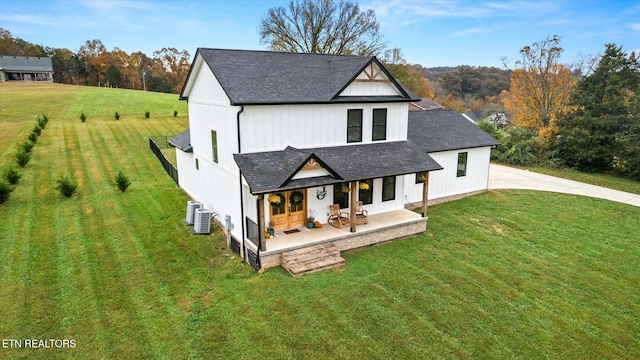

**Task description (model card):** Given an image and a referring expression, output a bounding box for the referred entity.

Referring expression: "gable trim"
[331,57,412,101]
[279,153,342,188]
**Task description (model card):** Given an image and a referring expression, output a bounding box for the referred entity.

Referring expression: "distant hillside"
[412,64,511,101]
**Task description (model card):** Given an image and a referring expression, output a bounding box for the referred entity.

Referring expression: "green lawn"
[1,84,639,359]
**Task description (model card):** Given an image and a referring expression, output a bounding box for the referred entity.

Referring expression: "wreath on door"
[290,191,304,205]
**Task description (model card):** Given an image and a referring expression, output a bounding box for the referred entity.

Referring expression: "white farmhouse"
[170,48,496,275]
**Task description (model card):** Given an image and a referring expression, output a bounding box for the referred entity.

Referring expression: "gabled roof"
[234,141,442,194]
[0,56,53,72]
[408,109,500,153]
[180,48,418,105]
[410,98,444,111]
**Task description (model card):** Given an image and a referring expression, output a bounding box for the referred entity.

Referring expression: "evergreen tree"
[557,44,640,174]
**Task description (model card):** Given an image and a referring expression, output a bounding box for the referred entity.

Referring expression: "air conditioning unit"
[184,201,203,225]
[192,208,212,235]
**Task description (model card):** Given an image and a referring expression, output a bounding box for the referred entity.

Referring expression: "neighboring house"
[171,48,444,273]
[463,110,508,126]
[404,109,500,206]
[0,56,54,82]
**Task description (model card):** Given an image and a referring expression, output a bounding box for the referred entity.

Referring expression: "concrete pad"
[489,164,640,207]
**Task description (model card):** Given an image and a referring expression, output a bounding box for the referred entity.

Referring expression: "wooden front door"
[270,190,306,231]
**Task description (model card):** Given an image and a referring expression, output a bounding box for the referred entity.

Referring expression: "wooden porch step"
[281,243,345,276]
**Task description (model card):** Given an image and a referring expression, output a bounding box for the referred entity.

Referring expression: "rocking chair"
[355,201,368,224]
[328,204,350,228]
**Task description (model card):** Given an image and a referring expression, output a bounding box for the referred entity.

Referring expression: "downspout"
[237,106,246,260]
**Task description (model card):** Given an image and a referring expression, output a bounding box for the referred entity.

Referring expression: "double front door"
[270,190,306,231]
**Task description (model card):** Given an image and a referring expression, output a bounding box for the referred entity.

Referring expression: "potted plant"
[307,210,316,229]
[267,221,275,236]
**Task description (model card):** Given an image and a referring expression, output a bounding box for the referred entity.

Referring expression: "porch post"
[349,181,357,233]
[421,172,430,218]
[257,195,266,251]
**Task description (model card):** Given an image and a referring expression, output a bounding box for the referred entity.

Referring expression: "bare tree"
[259,0,385,56]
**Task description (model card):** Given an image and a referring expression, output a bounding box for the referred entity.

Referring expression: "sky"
[1,0,638,68]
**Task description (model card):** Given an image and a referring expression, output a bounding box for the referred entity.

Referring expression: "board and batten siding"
[179,59,245,241]
[404,147,492,204]
[240,103,408,153]
[339,80,402,96]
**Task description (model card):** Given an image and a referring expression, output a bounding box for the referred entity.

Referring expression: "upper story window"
[211,130,219,163]
[347,109,363,143]
[457,152,468,177]
[372,108,387,141]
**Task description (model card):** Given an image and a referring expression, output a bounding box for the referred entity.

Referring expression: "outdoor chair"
[328,204,350,228]
[355,201,368,224]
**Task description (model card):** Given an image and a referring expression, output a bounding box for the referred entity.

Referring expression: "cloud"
[451,27,491,37]
[631,23,640,32]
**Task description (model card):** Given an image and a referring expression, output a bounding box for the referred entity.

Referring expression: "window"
[457,152,468,177]
[372,108,387,141]
[358,179,373,205]
[415,172,426,184]
[195,158,199,170]
[347,109,363,143]
[382,176,396,202]
[211,130,218,163]
[333,182,350,209]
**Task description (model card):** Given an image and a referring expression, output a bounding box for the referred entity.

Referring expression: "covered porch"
[234,141,442,273]
[258,208,426,269]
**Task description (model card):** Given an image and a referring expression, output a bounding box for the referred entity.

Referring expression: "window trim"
[347,109,363,143]
[372,108,387,141]
[457,152,468,177]
[382,176,396,202]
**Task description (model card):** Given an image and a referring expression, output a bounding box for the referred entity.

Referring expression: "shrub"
[145,111,150,119]
[0,181,13,204]
[37,114,48,129]
[114,171,131,192]
[32,125,42,136]
[173,110,178,117]
[3,167,21,185]
[15,150,31,167]
[55,176,78,198]
[80,111,87,122]
[114,112,120,120]
[18,140,35,153]
[28,132,38,143]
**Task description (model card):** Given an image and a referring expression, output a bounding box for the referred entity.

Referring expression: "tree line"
[0,28,190,94]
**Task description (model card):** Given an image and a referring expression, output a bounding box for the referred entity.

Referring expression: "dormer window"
[347,109,363,143]
[372,108,387,141]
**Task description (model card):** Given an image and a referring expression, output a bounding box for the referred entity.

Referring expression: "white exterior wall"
[180,60,245,241]
[240,103,408,152]
[404,147,492,204]
[340,81,402,96]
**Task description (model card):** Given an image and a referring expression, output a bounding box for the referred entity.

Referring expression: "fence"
[246,217,260,249]
[149,137,178,185]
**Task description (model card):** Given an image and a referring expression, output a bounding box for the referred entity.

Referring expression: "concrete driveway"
[488,164,640,207]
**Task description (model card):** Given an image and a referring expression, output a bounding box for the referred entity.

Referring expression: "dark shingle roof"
[0,56,53,71]
[408,109,500,153]
[234,141,442,194]
[181,48,417,105]
[168,130,193,152]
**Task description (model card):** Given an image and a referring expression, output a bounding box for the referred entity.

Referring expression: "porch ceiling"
[233,141,442,195]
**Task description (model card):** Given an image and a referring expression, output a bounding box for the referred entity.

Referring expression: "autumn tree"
[152,47,191,93]
[502,35,576,138]
[0,28,23,55]
[78,39,109,86]
[381,48,434,99]
[259,0,384,56]
[557,44,640,175]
